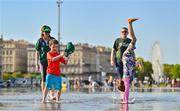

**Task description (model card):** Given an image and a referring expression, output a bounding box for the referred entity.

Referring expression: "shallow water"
[0,87,180,111]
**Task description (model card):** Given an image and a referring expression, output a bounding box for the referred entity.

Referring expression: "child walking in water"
[42,39,74,103]
[119,18,143,103]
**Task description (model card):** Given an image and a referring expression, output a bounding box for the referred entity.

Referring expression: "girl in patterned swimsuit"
[118,18,141,103]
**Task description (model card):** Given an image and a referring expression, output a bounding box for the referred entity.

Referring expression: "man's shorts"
[115,61,123,79]
[45,74,62,90]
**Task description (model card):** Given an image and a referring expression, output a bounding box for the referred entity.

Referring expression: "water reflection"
[133,87,180,93]
[0,87,180,111]
[40,102,61,111]
[119,104,129,111]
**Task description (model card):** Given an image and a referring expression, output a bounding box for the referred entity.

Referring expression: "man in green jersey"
[111,20,133,87]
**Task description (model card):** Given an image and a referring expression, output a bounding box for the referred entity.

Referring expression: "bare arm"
[110,48,115,66]
[35,51,40,71]
[51,52,65,62]
[128,18,138,45]
[35,51,39,65]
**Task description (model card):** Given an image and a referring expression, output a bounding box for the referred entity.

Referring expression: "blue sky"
[0,0,179,64]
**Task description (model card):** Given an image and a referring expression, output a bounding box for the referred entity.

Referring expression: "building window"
[29,53,31,58]
[63,68,66,72]
[72,59,74,64]
[69,60,71,64]
[68,68,71,73]
[76,68,79,73]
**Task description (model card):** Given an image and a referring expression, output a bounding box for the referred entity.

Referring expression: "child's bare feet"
[47,94,56,100]
[41,99,45,103]
[52,96,56,100]
[55,100,61,103]
[56,97,60,102]
[128,18,139,23]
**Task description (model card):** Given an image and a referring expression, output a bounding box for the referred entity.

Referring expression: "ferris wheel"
[151,41,164,83]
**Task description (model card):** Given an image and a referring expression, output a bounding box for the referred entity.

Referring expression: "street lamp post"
[56,0,63,52]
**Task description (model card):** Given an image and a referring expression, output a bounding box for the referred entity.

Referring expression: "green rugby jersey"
[113,37,131,62]
[35,36,55,65]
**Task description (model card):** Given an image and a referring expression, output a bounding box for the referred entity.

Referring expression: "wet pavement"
[0,87,180,111]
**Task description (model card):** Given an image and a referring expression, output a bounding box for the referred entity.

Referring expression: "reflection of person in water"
[119,103,129,111]
[11,78,16,87]
[6,80,11,88]
[40,102,61,111]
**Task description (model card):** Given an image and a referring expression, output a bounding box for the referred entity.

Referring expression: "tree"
[135,58,153,81]
[163,64,180,79]
[12,72,23,78]
[163,64,173,78]
[2,73,12,81]
[170,64,180,79]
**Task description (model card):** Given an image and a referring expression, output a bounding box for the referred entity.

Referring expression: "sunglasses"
[121,31,128,33]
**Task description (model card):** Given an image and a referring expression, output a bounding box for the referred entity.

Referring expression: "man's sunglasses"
[121,31,128,33]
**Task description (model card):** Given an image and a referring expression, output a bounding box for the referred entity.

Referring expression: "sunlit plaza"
[0,0,179,111]
[0,87,180,111]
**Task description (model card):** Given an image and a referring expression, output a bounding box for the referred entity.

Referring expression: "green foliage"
[23,72,41,79]
[163,64,180,79]
[12,72,23,78]
[163,64,173,77]
[158,83,168,87]
[2,73,12,81]
[136,57,144,61]
[135,57,180,81]
[2,72,41,81]
[170,64,180,79]
[135,59,153,81]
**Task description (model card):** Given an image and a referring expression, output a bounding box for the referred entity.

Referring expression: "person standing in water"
[119,18,143,103]
[111,19,132,90]
[35,25,55,94]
